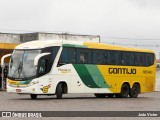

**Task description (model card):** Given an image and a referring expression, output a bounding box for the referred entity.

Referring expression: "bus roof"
[15,40,154,53]
[15,40,82,49]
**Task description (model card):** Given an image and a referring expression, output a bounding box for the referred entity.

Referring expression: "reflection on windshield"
[8,50,41,79]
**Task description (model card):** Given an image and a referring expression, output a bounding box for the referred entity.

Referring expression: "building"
[0,32,100,89]
[0,32,100,64]
[0,33,19,89]
[20,32,100,43]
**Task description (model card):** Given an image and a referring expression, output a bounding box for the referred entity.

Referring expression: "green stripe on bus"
[19,80,32,85]
[73,64,100,88]
[73,64,110,88]
[85,65,110,88]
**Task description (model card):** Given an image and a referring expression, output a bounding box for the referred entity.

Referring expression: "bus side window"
[39,59,47,75]
[58,48,68,66]
[97,50,102,64]
[135,53,140,66]
[122,52,134,66]
[68,48,77,63]
[122,52,128,65]
[101,51,107,64]
[146,53,154,66]
[92,50,97,64]
[114,51,122,65]
[135,53,145,66]
[78,48,90,64]
[129,52,135,66]
[107,50,114,65]
[92,50,101,64]
[140,53,145,66]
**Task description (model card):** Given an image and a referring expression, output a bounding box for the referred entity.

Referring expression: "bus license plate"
[16,89,21,92]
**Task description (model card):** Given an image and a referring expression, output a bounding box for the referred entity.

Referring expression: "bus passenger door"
[38,59,52,93]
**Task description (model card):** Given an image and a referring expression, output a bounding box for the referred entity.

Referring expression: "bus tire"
[94,93,106,98]
[115,94,121,98]
[129,84,140,98]
[56,83,63,99]
[30,94,37,99]
[106,94,114,98]
[119,83,130,98]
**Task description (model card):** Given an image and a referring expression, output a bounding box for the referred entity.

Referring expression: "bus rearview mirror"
[34,53,51,66]
[1,54,11,67]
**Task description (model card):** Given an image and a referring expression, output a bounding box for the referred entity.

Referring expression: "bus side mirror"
[1,54,11,67]
[34,53,51,66]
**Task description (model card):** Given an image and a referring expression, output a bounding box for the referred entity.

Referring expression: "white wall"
[0,33,20,44]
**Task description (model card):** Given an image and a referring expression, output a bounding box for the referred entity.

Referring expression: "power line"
[103,42,160,47]
[101,36,160,41]
[1,29,160,46]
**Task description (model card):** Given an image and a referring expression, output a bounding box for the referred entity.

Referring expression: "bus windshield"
[8,50,41,79]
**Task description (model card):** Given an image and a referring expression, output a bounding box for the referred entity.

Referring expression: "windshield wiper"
[12,62,22,78]
[20,60,26,78]
[12,63,27,79]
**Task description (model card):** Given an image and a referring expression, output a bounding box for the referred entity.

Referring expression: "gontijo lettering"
[108,68,136,74]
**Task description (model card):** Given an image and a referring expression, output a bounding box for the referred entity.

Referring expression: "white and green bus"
[1,40,156,99]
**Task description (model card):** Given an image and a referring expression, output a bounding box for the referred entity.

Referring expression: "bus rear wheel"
[56,83,63,99]
[118,83,129,98]
[30,94,37,99]
[94,93,106,98]
[129,84,140,98]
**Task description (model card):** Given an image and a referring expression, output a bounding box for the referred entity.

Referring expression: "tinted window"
[92,50,98,64]
[92,50,104,64]
[114,51,122,65]
[42,47,59,72]
[59,47,68,65]
[59,47,154,67]
[106,50,114,65]
[68,48,77,63]
[92,50,113,65]
[101,51,108,64]
[77,48,91,64]
[135,53,145,66]
[122,52,134,66]
[146,53,154,66]
[39,59,47,75]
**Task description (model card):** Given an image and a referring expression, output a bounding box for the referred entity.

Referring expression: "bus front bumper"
[7,84,43,94]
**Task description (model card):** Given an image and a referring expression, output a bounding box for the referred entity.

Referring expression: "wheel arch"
[122,82,130,89]
[56,81,68,94]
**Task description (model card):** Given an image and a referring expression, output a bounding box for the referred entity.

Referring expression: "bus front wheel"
[129,84,140,98]
[56,83,63,99]
[30,94,37,99]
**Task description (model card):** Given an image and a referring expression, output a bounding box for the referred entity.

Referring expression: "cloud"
[128,0,160,8]
[0,0,160,58]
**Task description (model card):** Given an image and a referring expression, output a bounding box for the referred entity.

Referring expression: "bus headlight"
[28,80,39,86]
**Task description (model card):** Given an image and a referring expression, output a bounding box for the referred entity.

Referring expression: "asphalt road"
[0,91,160,120]
[0,91,160,111]
[0,68,160,119]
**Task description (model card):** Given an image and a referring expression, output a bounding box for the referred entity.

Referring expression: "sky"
[0,0,160,58]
